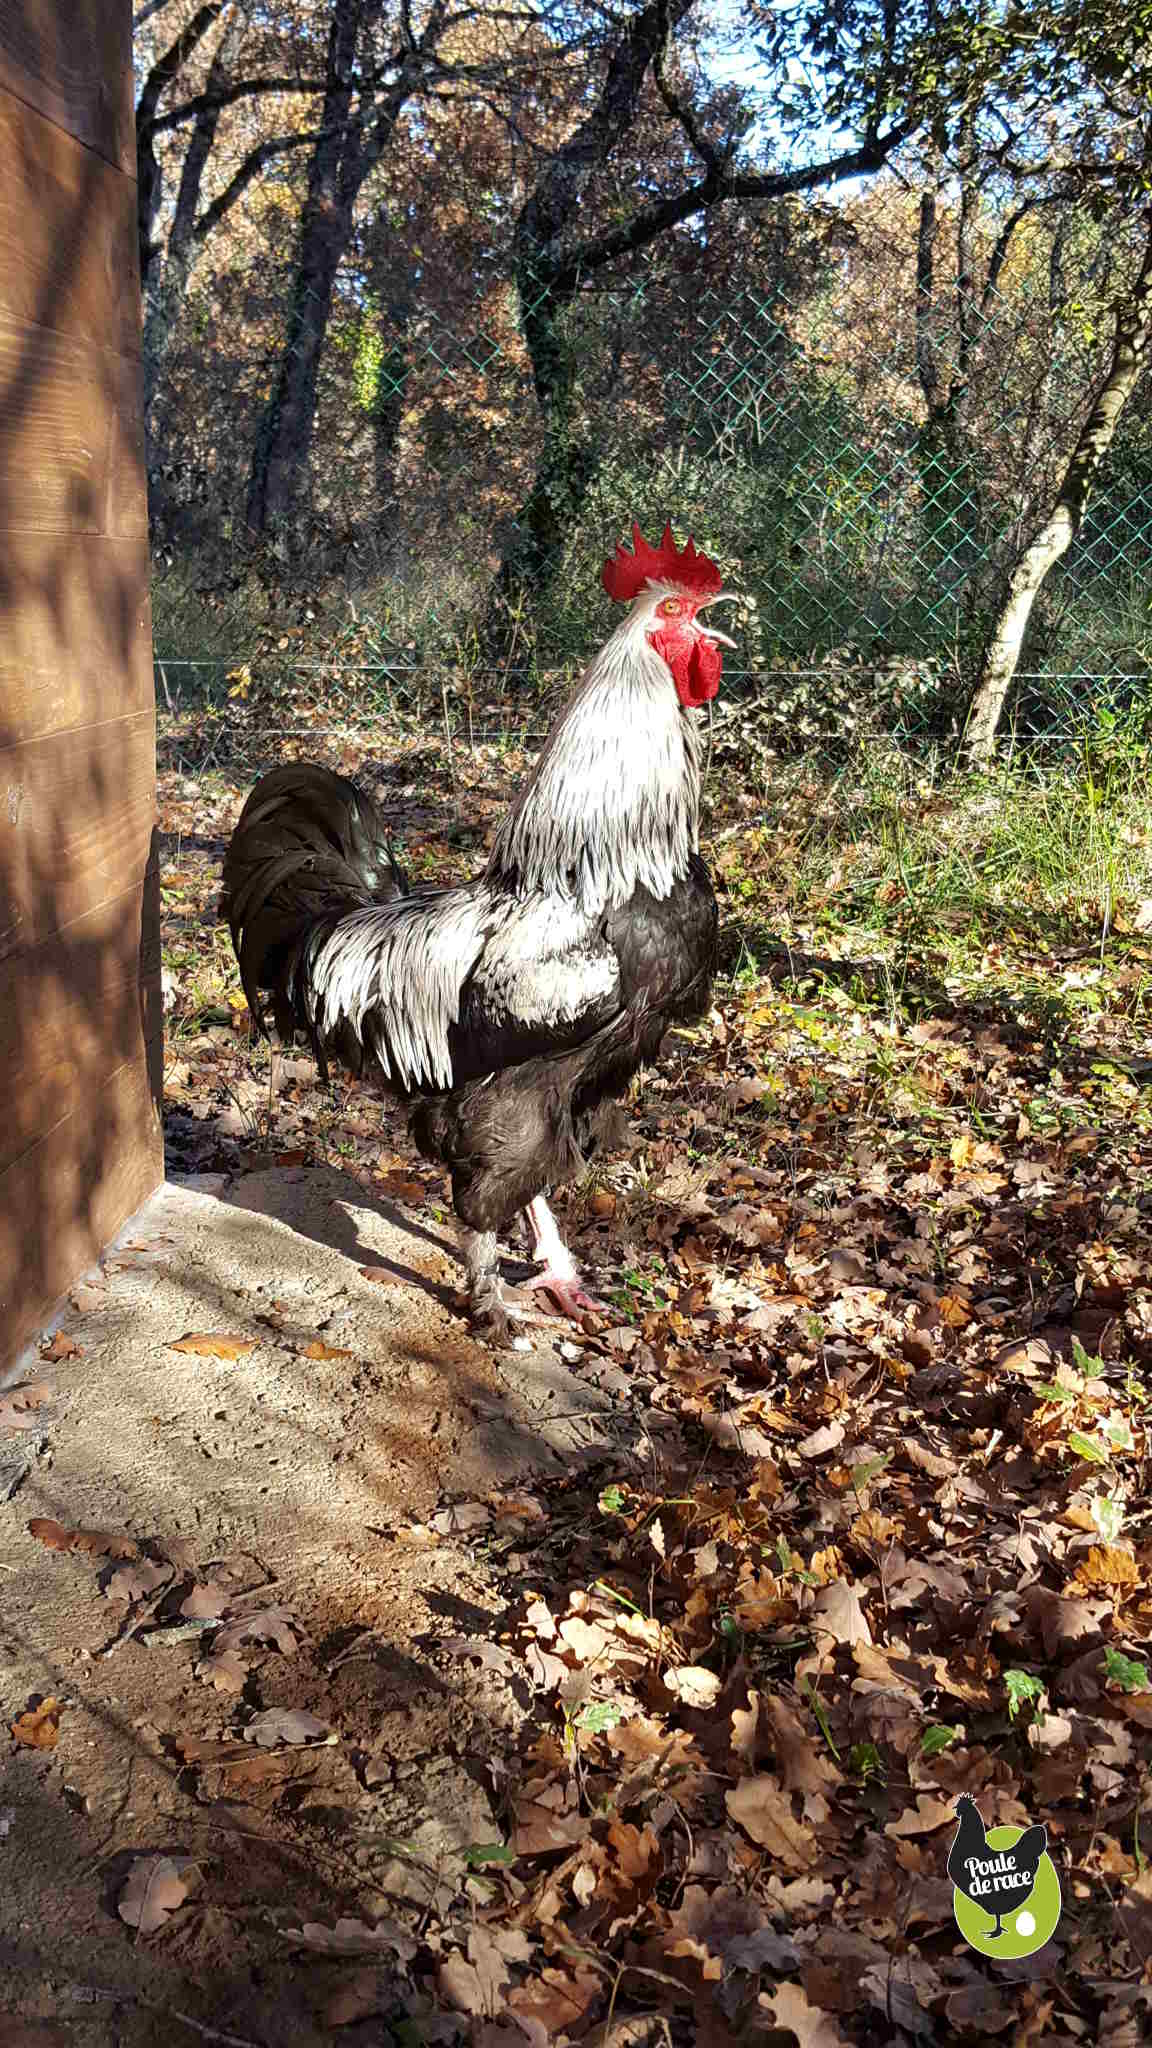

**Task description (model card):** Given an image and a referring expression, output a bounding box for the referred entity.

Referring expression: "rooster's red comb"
[601,521,724,604]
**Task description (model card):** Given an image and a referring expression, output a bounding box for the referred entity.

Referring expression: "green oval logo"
[949,1801,1061,1959]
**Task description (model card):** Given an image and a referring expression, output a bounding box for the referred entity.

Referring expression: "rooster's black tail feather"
[221,763,407,1041]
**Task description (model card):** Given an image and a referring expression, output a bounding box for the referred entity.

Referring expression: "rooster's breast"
[608,852,717,1020]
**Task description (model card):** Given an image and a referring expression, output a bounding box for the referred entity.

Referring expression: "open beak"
[697,590,738,648]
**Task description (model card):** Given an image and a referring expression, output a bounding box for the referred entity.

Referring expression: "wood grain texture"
[0,1,134,172]
[0,533,152,746]
[0,1,160,1368]
[0,1045,163,1351]
[0,91,139,354]
[0,881,161,1178]
[0,316,147,537]
[0,711,158,960]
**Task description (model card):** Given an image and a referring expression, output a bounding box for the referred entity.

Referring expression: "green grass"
[719,740,1152,946]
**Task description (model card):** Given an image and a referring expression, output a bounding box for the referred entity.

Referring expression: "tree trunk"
[363,233,412,515]
[136,1,226,291]
[142,25,234,438]
[245,0,367,542]
[965,214,1152,766]
[491,0,695,625]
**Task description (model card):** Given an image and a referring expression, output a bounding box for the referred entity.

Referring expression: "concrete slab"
[0,1168,628,2041]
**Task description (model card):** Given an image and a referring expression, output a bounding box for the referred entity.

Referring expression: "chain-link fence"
[155,228,1152,781]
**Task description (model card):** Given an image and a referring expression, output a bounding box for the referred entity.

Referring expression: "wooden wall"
[0,1,161,1366]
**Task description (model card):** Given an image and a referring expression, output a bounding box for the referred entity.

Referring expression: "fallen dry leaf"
[243,1707,334,1748]
[664,1666,723,1709]
[27,1518,138,1559]
[325,1970,387,2028]
[104,1558,173,1604]
[512,1797,589,1855]
[0,1384,58,1432]
[213,1606,299,1657]
[884,1794,956,1837]
[507,1963,602,2034]
[287,1917,417,1961]
[39,1332,82,1362]
[761,1694,841,1795]
[300,1338,355,1360]
[809,1580,873,1649]
[437,1926,511,2017]
[725,1774,816,1867]
[118,1855,194,1932]
[177,1737,255,1764]
[1073,1545,1140,1591]
[429,1500,492,1534]
[760,1980,851,2046]
[195,1649,248,1692]
[11,1698,61,1750]
[731,1691,761,1770]
[442,1635,518,1676]
[180,1580,233,1620]
[559,1615,611,1662]
[168,1333,257,1360]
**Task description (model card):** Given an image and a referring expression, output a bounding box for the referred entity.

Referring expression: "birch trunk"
[965,214,1152,766]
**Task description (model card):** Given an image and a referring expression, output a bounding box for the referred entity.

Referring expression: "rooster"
[222,523,734,1343]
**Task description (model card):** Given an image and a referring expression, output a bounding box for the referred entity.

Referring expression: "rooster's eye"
[659,598,683,617]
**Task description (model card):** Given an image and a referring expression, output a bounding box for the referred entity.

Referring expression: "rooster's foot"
[463,1228,535,1350]
[520,1196,601,1321]
[472,1296,535,1351]
[519,1269,604,1321]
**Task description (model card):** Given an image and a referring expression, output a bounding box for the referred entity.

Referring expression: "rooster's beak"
[697,590,738,648]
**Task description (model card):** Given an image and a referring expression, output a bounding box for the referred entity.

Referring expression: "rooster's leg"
[519,1196,604,1320]
[462,1228,533,1349]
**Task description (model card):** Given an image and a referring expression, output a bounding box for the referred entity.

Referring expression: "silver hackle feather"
[296,583,705,1092]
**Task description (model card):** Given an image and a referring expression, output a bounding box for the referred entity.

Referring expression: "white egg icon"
[1016,1911,1037,1938]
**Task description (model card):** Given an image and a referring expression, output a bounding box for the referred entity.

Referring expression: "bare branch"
[147,75,329,136]
[652,0,726,176]
[546,123,914,289]
[193,129,334,244]
[981,200,1038,315]
[136,1,226,128]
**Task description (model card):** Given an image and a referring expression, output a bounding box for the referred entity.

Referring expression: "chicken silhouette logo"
[948,1795,1061,1957]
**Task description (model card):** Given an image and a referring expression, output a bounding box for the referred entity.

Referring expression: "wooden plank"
[104,356,150,537]
[0,711,157,959]
[0,91,138,354]
[0,533,152,747]
[0,315,147,537]
[0,1045,163,1363]
[0,882,162,1179]
[0,4,160,1371]
[0,2,134,173]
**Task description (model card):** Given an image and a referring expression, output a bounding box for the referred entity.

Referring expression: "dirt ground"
[0,1172,648,2046]
[7,738,1152,2046]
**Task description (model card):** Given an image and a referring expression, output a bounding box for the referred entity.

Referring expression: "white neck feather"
[486,595,702,914]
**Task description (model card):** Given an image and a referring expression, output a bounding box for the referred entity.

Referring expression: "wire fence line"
[156,660,1147,794]
[155,240,1152,776]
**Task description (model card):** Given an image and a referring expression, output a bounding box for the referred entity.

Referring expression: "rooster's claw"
[519,1270,604,1321]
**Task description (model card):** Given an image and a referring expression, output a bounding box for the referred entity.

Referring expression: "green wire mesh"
[155,254,1152,774]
